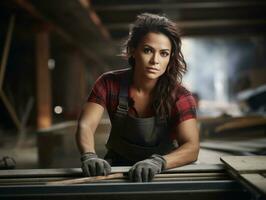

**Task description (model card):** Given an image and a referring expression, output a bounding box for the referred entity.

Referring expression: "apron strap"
[116,69,131,116]
[115,68,168,125]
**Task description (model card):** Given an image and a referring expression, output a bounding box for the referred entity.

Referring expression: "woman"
[76,13,199,182]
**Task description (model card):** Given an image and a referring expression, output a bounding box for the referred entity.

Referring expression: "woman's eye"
[161,52,169,57]
[143,48,152,54]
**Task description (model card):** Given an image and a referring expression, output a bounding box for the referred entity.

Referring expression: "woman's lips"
[146,67,159,73]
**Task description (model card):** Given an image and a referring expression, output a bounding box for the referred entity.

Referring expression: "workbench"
[221,156,266,200]
[0,164,251,200]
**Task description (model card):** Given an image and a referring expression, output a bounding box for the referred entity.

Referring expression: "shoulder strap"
[116,69,131,116]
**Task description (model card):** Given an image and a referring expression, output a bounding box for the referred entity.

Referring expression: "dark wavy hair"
[124,13,187,118]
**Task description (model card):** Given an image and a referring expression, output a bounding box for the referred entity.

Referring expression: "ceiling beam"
[106,19,266,30]
[13,0,109,67]
[78,0,111,40]
[93,1,266,11]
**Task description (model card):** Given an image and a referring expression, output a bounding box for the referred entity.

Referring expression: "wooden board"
[221,156,266,198]
[241,174,266,194]
[0,164,224,178]
[215,118,266,133]
[201,142,258,154]
[221,156,266,173]
[201,138,266,155]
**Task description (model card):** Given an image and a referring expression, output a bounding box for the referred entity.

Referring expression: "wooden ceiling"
[1,0,266,66]
[91,0,266,39]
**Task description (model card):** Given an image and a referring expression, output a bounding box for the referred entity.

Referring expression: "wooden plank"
[221,156,266,198]
[215,117,266,133]
[221,156,266,173]
[201,142,258,154]
[0,172,228,186]
[230,139,266,149]
[0,164,224,178]
[0,176,228,186]
[46,172,227,185]
[201,138,266,157]
[47,173,124,185]
[0,173,228,186]
[241,174,266,194]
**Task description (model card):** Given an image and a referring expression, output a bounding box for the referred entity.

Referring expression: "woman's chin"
[144,73,160,80]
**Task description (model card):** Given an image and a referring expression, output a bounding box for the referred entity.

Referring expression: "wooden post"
[63,50,87,119]
[0,15,15,91]
[36,31,52,129]
[0,15,22,130]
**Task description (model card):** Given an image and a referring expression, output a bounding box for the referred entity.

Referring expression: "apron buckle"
[116,104,128,115]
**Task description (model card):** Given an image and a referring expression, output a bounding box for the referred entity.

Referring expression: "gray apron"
[105,70,176,166]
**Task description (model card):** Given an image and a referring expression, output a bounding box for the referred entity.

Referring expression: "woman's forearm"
[163,142,199,169]
[76,122,96,154]
[75,102,105,155]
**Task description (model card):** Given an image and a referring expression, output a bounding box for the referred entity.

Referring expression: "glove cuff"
[81,152,98,161]
[150,154,166,170]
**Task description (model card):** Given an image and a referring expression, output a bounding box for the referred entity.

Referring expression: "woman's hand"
[81,152,111,176]
[128,154,166,182]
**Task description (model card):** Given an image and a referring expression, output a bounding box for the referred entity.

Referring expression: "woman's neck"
[132,70,157,94]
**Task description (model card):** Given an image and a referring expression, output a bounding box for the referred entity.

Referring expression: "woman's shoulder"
[170,85,197,124]
[100,67,131,80]
[173,84,193,99]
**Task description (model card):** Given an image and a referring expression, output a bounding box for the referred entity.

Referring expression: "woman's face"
[132,32,172,81]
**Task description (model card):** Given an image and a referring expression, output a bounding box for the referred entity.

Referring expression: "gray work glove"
[81,152,111,177]
[128,154,166,182]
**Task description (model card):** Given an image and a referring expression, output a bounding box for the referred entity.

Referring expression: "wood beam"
[36,30,52,129]
[14,0,108,67]
[0,15,15,91]
[93,1,266,11]
[79,0,111,40]
[106,19,266,30]
[0,14,22,130]
[0,91,22,130]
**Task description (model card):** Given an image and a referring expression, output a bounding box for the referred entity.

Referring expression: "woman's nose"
[150,53,159,64]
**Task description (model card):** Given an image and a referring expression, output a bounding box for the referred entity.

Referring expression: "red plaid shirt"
[88,68,196,129]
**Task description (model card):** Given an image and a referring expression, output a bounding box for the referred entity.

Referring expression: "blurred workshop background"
[0,0,265,169]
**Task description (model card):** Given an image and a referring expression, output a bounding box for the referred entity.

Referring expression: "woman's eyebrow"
[160,49,170,52]
[143,44,170,51]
